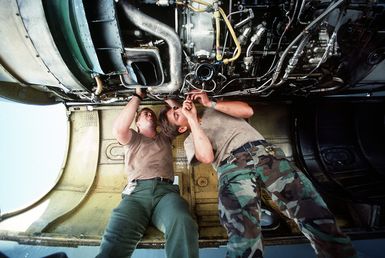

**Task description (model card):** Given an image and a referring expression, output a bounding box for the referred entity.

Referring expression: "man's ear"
[178,126,188,134]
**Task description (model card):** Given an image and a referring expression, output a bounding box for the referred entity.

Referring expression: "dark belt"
[132,177,173,184]
[219,139,269,167]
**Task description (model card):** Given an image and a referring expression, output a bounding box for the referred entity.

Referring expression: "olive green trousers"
[96,179,199,258]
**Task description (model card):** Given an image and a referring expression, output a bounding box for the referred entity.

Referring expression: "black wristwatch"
[132,93,143,101]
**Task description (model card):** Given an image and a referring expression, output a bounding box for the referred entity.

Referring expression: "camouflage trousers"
[217,143,357,258]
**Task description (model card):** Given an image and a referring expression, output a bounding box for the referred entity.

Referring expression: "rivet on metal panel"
[197,177,209,187]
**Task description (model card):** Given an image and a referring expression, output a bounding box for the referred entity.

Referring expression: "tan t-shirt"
[123,129,174,182]
[184,108,264,169]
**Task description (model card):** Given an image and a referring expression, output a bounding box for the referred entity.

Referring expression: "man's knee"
[175,212,198,229]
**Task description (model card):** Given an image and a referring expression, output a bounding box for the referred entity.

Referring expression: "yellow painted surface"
[0,103,314,247]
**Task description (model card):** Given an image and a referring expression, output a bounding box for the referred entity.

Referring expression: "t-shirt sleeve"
[124,129,140,147]
[184,134,200,165]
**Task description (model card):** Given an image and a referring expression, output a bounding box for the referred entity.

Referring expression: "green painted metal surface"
[43,0,95,85]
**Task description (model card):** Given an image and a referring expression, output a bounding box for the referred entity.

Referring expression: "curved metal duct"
[120,1,182,94]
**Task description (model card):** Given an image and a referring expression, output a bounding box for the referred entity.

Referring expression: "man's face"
[137,109,157,129]
[166,106,188,129]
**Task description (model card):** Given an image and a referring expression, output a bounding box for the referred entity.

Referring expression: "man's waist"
[219,140,274,167]
[232,140,269,154]
[131,177,174,184]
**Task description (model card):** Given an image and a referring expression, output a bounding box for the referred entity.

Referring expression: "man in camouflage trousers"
[218,145,357,258]
[159,90,357,258]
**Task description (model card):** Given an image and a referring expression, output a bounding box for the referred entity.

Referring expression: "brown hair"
[159,106,180,139]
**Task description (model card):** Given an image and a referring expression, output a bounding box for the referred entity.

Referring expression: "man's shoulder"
[201,107,223,119]
[120,129,140,146]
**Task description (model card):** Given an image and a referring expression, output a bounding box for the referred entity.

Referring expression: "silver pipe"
[234,9,254,29]
[283,34,310,80]
[120,2,182,94]
[298,0,309,25]
[246,23,266,57]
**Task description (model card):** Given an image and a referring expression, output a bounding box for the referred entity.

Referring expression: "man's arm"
[188,90,254,118]
[112,88,145,145]
[182,99,214,164]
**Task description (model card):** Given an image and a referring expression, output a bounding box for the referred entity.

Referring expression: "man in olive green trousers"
[96,88,199,258]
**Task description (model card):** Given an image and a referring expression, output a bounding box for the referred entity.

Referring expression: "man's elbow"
[245,107,254,118]
[197,153,214,164]
[241,106,254,118]
[112,126,122,140]
[113,127,131,145]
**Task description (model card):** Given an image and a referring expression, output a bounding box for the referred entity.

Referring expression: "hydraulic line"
[270,0,346,87]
